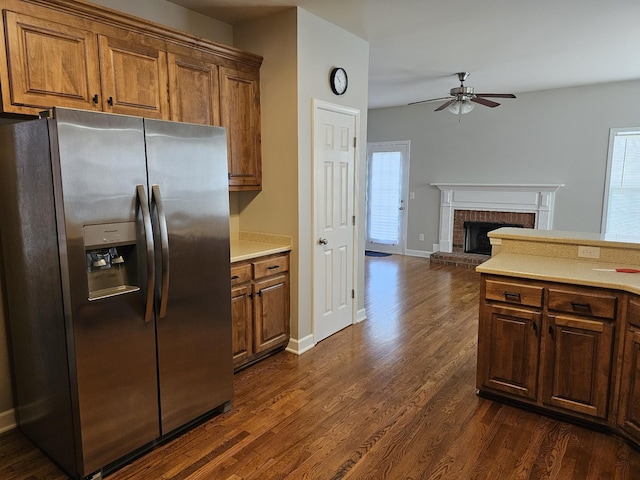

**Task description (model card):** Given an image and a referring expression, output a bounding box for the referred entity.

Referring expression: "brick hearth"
[430,251,489,269]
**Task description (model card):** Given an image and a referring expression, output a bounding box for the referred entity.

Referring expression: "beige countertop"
[488,227,640,250]
[478,228,640,294]
[477,252,640,295]
[230,232,292,263]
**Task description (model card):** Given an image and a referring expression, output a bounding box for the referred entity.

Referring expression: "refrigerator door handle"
[152,184,170,318]
[137,184,155,323]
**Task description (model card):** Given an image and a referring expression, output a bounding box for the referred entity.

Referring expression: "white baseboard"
[0,408,16,434]
[355,308,367,323]
[286,334,315,355]
[404,249,432,258]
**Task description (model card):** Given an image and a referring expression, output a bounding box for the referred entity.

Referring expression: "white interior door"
[365,142,410,254]
[313,102,357,343]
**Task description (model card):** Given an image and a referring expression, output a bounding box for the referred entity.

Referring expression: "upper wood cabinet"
[220,66,262,190]
[98,33,170,119]
[167,51,220,126]
[0,0,263,190]
[2,10,102,112]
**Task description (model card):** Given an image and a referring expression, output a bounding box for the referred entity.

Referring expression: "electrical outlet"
[578,245,600,259]
[419,234,424,241]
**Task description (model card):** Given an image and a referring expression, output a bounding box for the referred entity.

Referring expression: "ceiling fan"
[409,72,516,114]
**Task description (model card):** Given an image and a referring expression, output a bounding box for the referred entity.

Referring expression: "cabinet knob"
[318,237,328,245]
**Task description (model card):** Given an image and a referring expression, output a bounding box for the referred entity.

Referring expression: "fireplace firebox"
[464,221,523,255]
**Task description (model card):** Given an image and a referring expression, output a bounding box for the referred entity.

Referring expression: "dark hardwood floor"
[1,255,639,479]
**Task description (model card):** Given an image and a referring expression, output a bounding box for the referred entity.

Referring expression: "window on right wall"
[602,128,640,238]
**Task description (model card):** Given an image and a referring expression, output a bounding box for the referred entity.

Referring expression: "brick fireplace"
[452,210,536,253]
[430,183,563,267]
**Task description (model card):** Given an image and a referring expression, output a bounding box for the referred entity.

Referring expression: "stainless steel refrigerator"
[0,108,233,479]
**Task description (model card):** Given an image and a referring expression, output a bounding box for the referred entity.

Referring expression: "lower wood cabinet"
[231,252,290,370]
[479,304,541,400]
[618,296,640,443]
[543,313,614,419]
[478,274,640,448]
[478,275,619,423]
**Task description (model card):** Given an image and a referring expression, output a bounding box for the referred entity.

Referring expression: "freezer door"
[144,119,233,434]
[52,108,160,474]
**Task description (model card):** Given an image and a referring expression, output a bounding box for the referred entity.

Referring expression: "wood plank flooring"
[1,255,639,479]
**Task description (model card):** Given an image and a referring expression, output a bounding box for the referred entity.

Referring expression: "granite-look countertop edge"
[230,232,292,263]
[476,252,640,295]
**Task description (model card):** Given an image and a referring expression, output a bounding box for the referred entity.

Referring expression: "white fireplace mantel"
[431,183,564,253]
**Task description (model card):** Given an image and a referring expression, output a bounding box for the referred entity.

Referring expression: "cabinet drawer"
[629,297,640,328]
[253,254,289,279]
[547,288,617,319]
[485,279,543,308]
[231,263,252,284]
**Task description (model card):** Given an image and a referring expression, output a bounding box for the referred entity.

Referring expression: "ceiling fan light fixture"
[448,99,475,115]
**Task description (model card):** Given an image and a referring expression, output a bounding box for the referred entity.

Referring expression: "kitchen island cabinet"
[479,276,619,423]
[0,0,262,190]
[477,227,640,448]
[618,296,640,443]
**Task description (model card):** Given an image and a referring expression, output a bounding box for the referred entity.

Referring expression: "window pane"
[605,131,640,236]
[368,151,402,244]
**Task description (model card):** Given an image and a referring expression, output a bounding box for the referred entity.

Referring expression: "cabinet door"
[98,34,169,119]
[479,304,541,400]
[219,66,262,190]
[231,283,253,368]
[3,11,101,113]
[619,329,640,441]
[167,52,220,126]
[543,315,614,419]
[253,273,289,354]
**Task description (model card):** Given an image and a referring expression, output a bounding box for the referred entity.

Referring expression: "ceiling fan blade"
[408,96,452,106]
[474,93,516,98]
[434,99,456,112]
[471,97,501,108]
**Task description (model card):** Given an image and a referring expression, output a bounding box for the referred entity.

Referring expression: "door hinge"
[352,215,356,226]
[353,137,357,148]
[351,289,355,299]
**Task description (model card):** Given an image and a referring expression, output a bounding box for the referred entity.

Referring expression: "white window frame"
[601,127,640,236]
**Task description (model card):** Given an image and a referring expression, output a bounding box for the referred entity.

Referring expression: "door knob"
[318,237,328,245]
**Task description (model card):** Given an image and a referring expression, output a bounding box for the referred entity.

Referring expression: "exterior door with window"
[366,142,410,254]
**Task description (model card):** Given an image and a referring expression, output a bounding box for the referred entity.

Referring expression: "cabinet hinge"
[351,289,355,299]
[353,137,357,148]
[352,215,356,226]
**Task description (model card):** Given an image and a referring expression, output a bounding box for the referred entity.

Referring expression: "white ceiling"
[167,0,640,109]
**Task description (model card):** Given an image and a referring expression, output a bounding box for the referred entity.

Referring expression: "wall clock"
[330,67,348,95]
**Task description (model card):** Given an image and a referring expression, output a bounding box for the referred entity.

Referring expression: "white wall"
[367,79,640,253]
[91,0,233,44]
[296,9,369,342]
[235,8,369,348]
